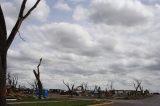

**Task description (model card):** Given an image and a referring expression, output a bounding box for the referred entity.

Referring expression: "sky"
[1,0,160,92]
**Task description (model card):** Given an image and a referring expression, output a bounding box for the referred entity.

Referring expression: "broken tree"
[0,0,41,105]
[33,58,43,99]
[133,80,142,96]
[63,80,75,97]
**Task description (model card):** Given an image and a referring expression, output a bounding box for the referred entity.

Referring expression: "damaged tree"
[63,80,75,97]
[93,85,101,98]
[6,73,20,99]
[6,73,18,90]
[6,73,18,95]
[28,80,38,94]
[133,80,142,96]
[97,86,101,98]
[0,0,41,105]
[33,58,43,99]
[77,83,88,95]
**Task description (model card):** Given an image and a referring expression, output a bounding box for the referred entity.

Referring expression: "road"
[111,95,160,106]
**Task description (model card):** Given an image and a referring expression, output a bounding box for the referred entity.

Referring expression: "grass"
[7,100,103,106]
[7,96,70,102]
[21,97,69,102]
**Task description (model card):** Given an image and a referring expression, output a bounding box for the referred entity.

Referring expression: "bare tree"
[63,80,75,97]
[93,85,101,98]
[106,81,114,97]
[105,87,108,97]
[82,83,88,94]
[106,81,114,91]
[97,86,101,98]
[139,84,144,95]
[76,83,88,95]
[33,58,43,99]
[133,80,142,96]
[110,81,114,90]
[6,73,18,89]
[0,0,41,105]
[6,73,18,97]
[27,80,38,94]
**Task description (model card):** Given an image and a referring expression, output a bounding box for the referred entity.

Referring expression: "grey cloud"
[140,0,160,5]
[4,0,160,91]
[73,0,153,26]
[89,0,153,26]
[25,23,111,57]
[145,63,160,71]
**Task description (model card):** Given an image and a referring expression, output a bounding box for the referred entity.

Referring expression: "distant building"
[152,92,159,95]
[49,89,65,94]
[114,90,136,96]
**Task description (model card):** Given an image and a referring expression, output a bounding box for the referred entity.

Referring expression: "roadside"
[111,95,160,106]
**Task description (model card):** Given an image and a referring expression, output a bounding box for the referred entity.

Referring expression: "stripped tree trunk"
[0,1,41,105]
[0,53,7,106]
[0,5,7,106]
[33,58,43,99]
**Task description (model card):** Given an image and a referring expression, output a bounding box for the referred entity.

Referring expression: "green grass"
[7,100,102,106]
[21,97,69,102]
[8,96,70,102]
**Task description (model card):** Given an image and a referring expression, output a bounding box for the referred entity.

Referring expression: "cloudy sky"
[1,0,160,92]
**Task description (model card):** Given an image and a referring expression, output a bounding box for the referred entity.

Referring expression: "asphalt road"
[112,95,160,106]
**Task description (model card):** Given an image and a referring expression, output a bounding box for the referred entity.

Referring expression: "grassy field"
[7,100,102,106]
[19,96,70,102]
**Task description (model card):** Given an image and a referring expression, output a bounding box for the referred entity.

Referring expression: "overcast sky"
[1,0,160,92]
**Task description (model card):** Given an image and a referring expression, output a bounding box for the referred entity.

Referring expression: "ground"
[7,95,160,106]
[112,95,160,106]
[7,98,106,106]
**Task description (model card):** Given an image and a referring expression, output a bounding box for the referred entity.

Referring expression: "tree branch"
[63,80,71,91]
[37,58,42,77]
[18,31,26,41]
[19,0,27,18]
[0,5,7,49]
[6,0,41,50]
[23,0,41,19]
[33,58,42,80]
